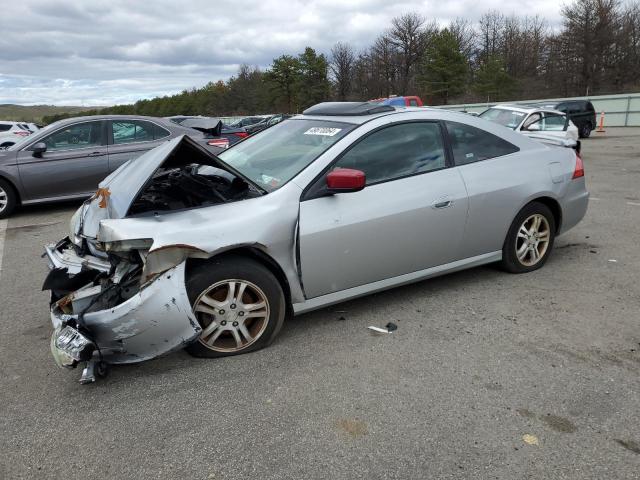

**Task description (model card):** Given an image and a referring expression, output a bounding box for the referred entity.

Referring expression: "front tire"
[580,123,592,138]
[500,202,556,273]
[0,178,17,219]
[186,255,286,358]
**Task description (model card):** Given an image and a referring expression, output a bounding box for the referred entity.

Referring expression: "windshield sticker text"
[304,127,342,136]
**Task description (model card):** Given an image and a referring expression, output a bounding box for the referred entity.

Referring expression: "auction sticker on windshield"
[304,127,342,136]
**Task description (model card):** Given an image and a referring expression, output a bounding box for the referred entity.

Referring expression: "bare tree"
[561,0,620,94]
[330,42,356,100]
[448,17,476,61]
[478,11,505,63]
[387,12,436,94]
[616,1,640,88]
[371,35,400,97]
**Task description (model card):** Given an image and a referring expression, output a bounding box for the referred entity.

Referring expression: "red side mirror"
[326,168,366,193]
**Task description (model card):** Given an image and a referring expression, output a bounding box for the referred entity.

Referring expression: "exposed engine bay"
[129,166,259,215]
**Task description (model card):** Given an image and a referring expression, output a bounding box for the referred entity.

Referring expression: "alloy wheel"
[193,279,270,352]
[0,186,8,213]
[515,214,551,267]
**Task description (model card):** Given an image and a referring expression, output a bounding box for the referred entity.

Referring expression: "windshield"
[479,108,526,129]
[216,119,355,191]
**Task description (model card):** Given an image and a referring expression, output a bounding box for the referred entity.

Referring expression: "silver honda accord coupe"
[43,102,589,382]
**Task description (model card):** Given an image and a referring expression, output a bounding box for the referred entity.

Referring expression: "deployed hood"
[74,135,261,240]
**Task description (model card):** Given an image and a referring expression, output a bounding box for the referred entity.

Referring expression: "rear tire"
[500,202,556,274]
[0,178,17,219]
[580,123,592,138]
[185,255,286,358]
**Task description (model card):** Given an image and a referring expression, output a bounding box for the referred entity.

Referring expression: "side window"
[445,121,519,166]
[0,124,12,132]
[333,122,446,185]
[542,113,566,130]
[565,102,579,114]
[524,113,566,131]
[42,122,103,151]
[112,120,164,144]
[150,122,170,139]
[522,113,542,130]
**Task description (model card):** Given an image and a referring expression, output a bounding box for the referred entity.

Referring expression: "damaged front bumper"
[44,238,201,373]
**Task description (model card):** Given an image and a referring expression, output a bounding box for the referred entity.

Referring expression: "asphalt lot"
[1,128,639,479]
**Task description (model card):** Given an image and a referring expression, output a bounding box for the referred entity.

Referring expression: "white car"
[0,121,33,148]
[479,105,579,146]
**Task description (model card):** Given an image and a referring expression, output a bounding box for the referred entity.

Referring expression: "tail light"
[572,151,584,179]
[234,132,249,139]
[207,138,229,149]
[14,131,30,137]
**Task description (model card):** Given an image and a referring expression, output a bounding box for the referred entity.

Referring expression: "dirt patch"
[614,439,640,454]
[336,418,368,438]
[516,409,577,433]
[540,414,577,433]
[516,408,536,419]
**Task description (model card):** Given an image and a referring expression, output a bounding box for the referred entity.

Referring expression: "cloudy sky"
[1,0,564,106]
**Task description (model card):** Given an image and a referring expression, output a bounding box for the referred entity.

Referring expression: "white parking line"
[627,201,640,206]
[0,219,7,280]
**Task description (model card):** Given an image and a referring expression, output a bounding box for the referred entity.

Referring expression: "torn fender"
[96,185,306,302]
[50,262,200,364]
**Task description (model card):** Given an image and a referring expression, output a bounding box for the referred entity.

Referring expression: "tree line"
[43,0,640,124]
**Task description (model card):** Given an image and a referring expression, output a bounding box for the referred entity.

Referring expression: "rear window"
[112,120,170,144]
[446,121,519,165]
[0,124,12,132]
[479,108,526,129]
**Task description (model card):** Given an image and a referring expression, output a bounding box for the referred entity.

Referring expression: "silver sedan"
[43,102,589,382]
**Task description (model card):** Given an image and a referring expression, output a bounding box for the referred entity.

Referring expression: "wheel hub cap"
[193,279,270,352]
[515,214,551,267]
[0,186,7,212]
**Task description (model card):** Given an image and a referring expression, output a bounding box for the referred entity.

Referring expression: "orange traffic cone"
[596,111,605,133]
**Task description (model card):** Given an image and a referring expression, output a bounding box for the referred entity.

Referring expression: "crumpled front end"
[44,237,201,374]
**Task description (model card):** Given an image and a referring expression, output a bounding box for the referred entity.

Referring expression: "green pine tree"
[473,55,517,102]
[418,29,468,105]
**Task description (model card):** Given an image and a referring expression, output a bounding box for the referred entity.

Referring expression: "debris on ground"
[367,322,398,334]
[522,434,539,446]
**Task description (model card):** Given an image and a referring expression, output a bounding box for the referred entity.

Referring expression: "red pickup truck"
[370,96,424,107]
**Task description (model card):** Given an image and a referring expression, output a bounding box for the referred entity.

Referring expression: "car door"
[521,112,569,139]
[17,120,108,200]
[298,121,469,299]
[540,112,570,139]
[107,119,171,172]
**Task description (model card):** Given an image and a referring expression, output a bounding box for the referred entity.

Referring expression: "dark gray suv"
[0,115,206,218]
[532,100,597,138]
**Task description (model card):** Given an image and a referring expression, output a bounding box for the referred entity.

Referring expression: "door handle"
[432,199,453,209]
[88,151,105,157]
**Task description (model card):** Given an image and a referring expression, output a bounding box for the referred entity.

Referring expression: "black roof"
[303,102,395,116]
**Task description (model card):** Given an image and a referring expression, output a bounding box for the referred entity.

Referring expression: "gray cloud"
[0,0,563,105]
